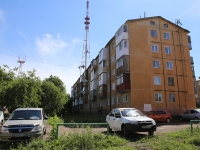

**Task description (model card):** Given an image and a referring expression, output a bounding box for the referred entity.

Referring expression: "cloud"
[36,34,69,55]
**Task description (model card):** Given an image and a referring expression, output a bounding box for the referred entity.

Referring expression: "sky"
[0,0,200,94]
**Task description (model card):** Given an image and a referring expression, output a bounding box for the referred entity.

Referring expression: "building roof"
[127,16,190,33]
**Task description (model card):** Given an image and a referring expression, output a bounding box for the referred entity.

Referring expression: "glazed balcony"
[98,84,107,99]
[116,73,130,93]
[116,55,130,76]
[90,90,97,101]
[91,59,97,71]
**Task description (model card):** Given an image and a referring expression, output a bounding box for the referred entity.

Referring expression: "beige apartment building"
[71,16,196,115]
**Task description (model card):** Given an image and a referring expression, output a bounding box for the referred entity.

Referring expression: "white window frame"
[117,95,120,104]
[108,99,110,105]
[111,55,114,63]
[152,44,158,53]
[166,61,173,70]
[169,94,175,103]
[154,76,161,85]
[153,60,160,68]
[112,82,115,90]
[164,24,168,28]
[165,46,171,54]
[123,94,129,103]
[150,30,157,37]
[155,93,162,102]
[164,32,170,39]
[112,97,115,104]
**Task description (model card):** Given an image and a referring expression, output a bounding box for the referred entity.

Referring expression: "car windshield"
[121,109,145,117]
[9,110,42,120]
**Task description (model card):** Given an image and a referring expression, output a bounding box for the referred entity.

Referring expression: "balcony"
[190,57,194,64]
[83,95,88,103]
[116,40,129,60]
[83,70,88,80]
[90,90,97,101]
[90,80,97,91]
[99,73,107,86]
[115,24,128,46]
[98,84,107,99]
[188,35,192,50]
[99,48,107,63]
[116,82,130,93]
[83,86,88,95]
[116,55,130,76]
[116,73,130,93]
[79,98,83,105]
[98,67,107,75]
[91,59,97,71]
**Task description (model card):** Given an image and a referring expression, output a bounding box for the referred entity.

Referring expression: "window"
[164,32,170,39]
[168,77,174,86]
[124,40,128,47]
[111,55,114,63]
[152,45,158,52]
[154,76,161,85]
[100,100,102,106]
[153,60,160,68]
[117,74,123,85]
[107,84,110,92]
[112,82,115,90]
[116,57,123,69]
[169,94,175,102]
[198,81,200,85]
[112,97,115,104]
[163,24,168,28]
[155,93,162,102]
[108,99,110,105]
[150,21,155,25]
[112,69,115,76]
[117,95,120,104]
[103,100,106,106]
[150,30,157,37]
[165,46,171,54]
[166,62,173,70]
[107,72,110,78]
[112,43,115,49]
[123,94,129,102]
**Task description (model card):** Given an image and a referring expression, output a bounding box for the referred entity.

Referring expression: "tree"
[41,81,67,116]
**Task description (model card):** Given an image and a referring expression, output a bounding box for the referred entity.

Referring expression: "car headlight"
[128,121,138,124]
[31,125,42,131]
[1,126,9,133]
[152,120,156,125]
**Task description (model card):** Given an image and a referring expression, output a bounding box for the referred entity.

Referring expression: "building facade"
[71,16,195,115]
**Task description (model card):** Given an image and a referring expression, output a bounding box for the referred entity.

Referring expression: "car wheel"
[166,118,171,123]
[195,117,199,120]
[180,116,183,121]
[148,131,154,136]
[43,128,46,135]
[122,125,129,137]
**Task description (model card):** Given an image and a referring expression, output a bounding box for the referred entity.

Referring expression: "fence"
[190,120,200,134]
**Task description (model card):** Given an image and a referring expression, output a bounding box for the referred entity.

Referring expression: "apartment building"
[195,79,200,107]
[71,16,195,115]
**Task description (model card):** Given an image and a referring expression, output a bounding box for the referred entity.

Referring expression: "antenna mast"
[17,56,26,76]
[80,0,90,72]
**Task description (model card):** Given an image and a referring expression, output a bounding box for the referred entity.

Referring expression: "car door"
[189,110,196,120]
[157,111,166,122]
[182,110,191,120]
[152,111,160,122]
[106,110,115,129]
[113,109,122,130]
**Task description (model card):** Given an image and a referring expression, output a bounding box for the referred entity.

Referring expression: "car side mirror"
[44,116,48,120]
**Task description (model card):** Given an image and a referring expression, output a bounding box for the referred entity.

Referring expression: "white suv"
[106,108,156,136]
[0,108,48,142]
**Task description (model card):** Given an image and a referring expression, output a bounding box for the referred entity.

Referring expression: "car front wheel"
[180,116,183,121]
[122,125,129,137]
[148,131,154,136]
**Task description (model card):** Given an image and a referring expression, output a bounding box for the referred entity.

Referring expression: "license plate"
[142,126,151,129]
[12,133,26,137]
